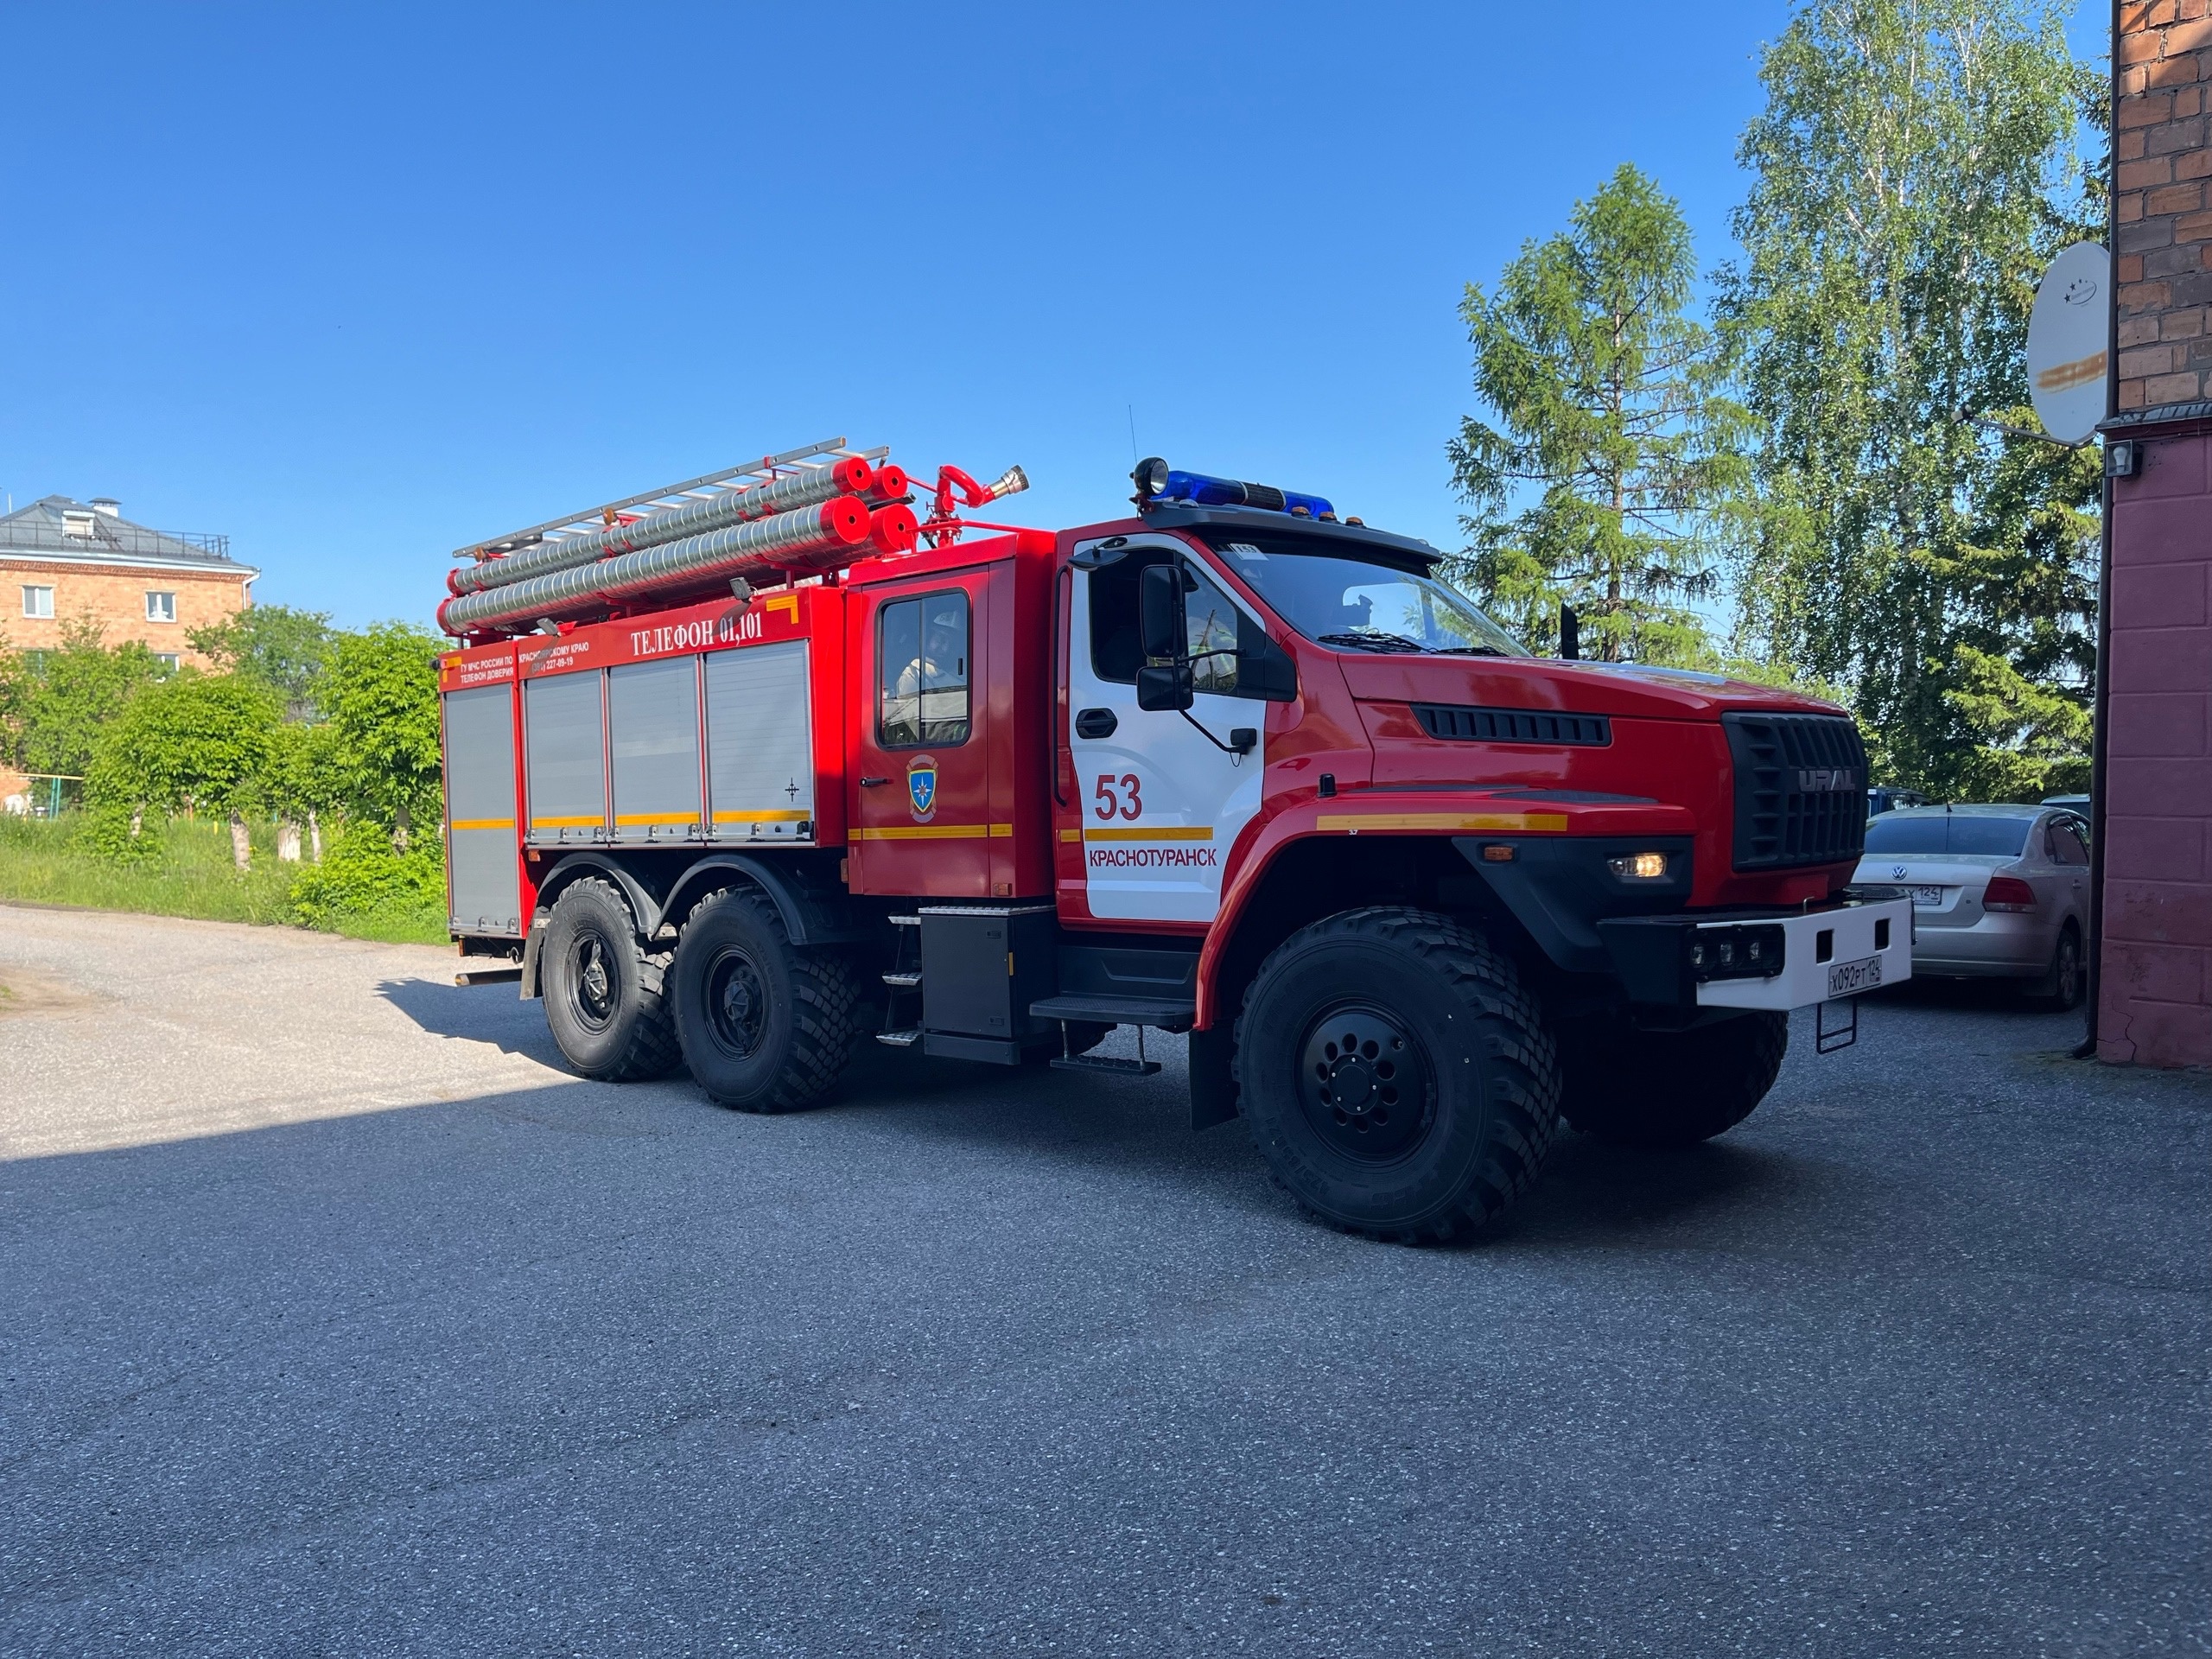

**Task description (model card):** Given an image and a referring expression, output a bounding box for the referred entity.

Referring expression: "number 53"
[1093,772,1142,821]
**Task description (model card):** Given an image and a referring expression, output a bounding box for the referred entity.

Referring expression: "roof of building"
[0,495,258,577]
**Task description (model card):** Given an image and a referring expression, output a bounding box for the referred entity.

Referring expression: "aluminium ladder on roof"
[450,437,891,563]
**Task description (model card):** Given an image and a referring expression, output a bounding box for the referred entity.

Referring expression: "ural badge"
[906,755,938,823]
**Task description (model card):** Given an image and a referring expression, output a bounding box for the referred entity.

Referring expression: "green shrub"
[287,826,444,931]
[73,804,165,866]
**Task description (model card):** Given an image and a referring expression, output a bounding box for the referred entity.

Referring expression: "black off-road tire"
[539,877,681,1082]
[671,887,861,1114]
[1232,906,1560,1244]
[1560,1011,1788,1148]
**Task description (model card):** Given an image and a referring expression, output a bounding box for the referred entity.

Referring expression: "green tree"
[1451,163,1750,664]
[9,617,175,779]
[188,603,336,720]
[86,673,282,869]
[1718,0,2100,794]
[321,622,443,849]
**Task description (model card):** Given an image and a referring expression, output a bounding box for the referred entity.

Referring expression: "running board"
[1049,1052,1161,1077]
[1027,993,1196,1029]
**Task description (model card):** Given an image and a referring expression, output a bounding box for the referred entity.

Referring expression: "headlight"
[1690,924,1786,981]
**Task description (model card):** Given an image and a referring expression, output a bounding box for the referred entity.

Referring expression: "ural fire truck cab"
[440,443,1908,1243]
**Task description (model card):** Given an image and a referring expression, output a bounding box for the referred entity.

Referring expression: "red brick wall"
[2115,3,2211,411]
[2100,430,2212,1067]
[0,558,253,811]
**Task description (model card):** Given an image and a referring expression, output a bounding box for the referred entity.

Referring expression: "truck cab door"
[849,573,997,897]
[1065,538,1273,924]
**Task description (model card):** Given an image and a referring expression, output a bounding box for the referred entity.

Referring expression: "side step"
[881,970,921,988]
[1028,993,1196,1029]
[874,1028,923,1048]
[1049,1052,1161,1077]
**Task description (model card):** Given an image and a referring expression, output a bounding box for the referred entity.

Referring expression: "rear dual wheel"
[670,887,861,1113]
[540,878,681,1082]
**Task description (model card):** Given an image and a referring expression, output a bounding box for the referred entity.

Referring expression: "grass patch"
[0,813,448,945]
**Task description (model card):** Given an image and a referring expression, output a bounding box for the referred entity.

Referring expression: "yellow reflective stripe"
[712,809,810,823]
[1060,828,1082,843]
[765,594,800,621]
[851,823,1008,841]
[988,823,1014,838]
[614,812,700,826]
[448,817,513,832]
[1316,812,1569,833]
[529,815,605,829]
[1084,825,1213,842]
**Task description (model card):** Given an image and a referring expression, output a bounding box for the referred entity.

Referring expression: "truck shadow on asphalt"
[374,976,1813,1249]
[378,976,573,1069]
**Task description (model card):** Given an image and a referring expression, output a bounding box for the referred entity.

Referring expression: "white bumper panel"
[1695,897,1915,1011]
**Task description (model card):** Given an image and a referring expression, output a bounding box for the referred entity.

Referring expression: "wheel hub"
[706,947,768,1060]
[1297,1005,1433,1162]
[570,936,616,1029]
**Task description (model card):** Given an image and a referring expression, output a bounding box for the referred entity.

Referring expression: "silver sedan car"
[1851,804,2091,1007]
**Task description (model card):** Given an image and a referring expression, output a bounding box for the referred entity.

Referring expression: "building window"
[145,591,176,623]
[154,653,181,671]
[22,584,54,619]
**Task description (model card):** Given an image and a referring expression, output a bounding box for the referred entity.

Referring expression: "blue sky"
[0,2,2103,631]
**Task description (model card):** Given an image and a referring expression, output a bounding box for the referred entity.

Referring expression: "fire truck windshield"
[1210,538,1529,658]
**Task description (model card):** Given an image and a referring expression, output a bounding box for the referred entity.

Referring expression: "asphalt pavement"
[2,902,2206,1656]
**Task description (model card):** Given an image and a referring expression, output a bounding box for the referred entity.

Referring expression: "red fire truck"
[437,441,1909,1242]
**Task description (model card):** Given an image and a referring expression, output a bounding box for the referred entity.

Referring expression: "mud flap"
[1189,1023,1238,1131]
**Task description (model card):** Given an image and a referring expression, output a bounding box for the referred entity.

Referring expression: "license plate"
[1827,955,1882,997]
[1909,885,1945,906]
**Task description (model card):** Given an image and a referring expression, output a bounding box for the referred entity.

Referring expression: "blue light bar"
[1156,467,1334,520]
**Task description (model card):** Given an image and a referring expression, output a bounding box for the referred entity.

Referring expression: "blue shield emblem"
[906,758,938,820]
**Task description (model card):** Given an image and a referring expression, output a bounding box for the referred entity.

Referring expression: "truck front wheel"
[671,887,861,1113]
[1233,907,1560,1243]
[1560,1011,1788,1147]
[540,877,681,1082]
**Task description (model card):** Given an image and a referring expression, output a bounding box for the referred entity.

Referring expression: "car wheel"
[2033,925,2083,1012]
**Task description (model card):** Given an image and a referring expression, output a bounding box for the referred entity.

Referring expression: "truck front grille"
[1723,712,1867,871]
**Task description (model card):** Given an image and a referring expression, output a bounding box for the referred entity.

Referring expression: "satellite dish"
[2025,243,2109,445]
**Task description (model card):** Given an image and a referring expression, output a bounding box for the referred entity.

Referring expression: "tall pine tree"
[1452,164,1749,664]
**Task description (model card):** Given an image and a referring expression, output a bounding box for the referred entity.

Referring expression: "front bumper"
[1598,891,1915,1010]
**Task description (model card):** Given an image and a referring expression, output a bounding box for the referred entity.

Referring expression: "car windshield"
[1208,537,1528,658]
[1861,814,2031,856]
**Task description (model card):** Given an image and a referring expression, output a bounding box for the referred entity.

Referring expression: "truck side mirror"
[1135,663,1194,712]
[1138,563,1187,662]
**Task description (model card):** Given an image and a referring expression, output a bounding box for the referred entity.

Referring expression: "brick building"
[2103,2,2212,1065]
[1,494,257,810]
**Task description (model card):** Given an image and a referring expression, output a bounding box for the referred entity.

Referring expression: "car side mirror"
[1135,662,1194,713]
[1138,563,1187,663]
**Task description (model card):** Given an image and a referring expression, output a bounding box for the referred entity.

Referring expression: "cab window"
[1089,550,1249,696]
[878,591,970,747]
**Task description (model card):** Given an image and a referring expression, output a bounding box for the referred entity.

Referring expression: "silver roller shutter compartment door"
[524,671,607,843]
[706,640,814,841]
[443,683,520,934]
[610,656,702,842]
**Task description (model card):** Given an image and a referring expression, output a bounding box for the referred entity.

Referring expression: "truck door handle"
[860,776,888,786]
[1075,708,1117,739]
